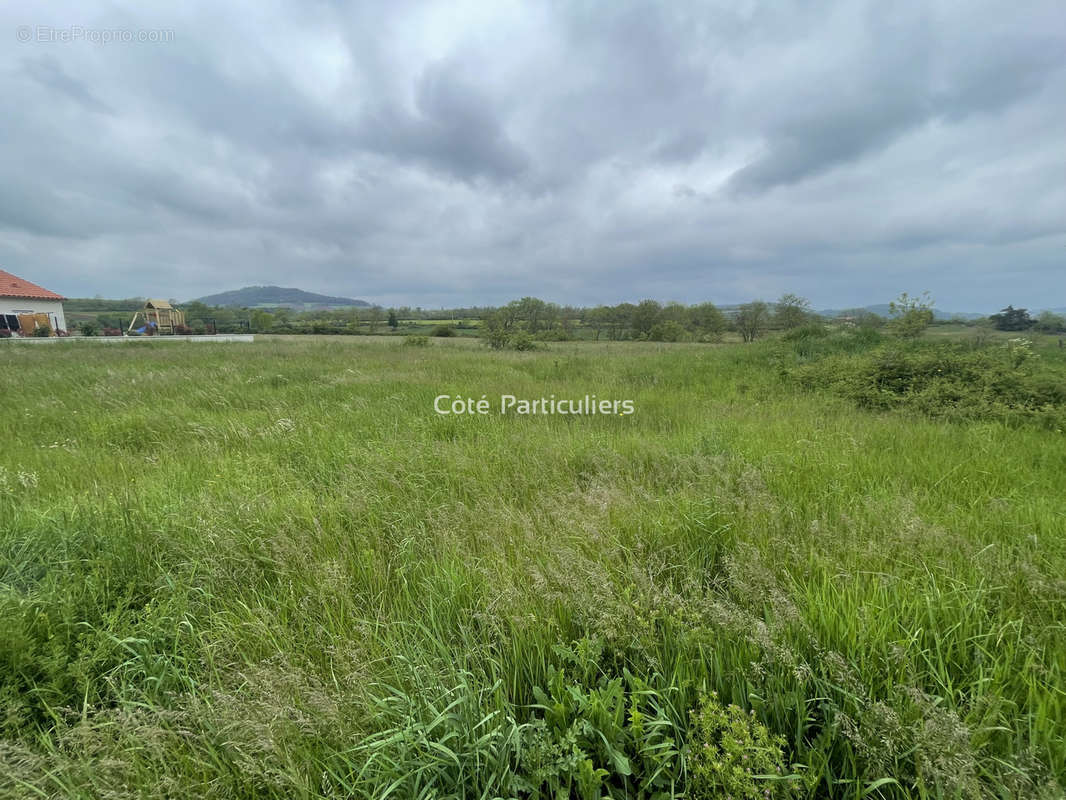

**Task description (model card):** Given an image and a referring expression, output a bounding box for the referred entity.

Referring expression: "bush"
[788,340,1066,428]
[888,292,935,338]
[648,320,687,342]
[511,332,538,351]
[688,693,794,799]
[481,322,511,350]
[404,335,429,347]
[78,321,99,337]
[431,325,457,337]
[1034,311,1066,334]
[33,324,52,337]
[782,323,828,342]
[536,328,575,342]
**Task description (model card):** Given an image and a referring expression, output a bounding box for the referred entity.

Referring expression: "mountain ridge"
[192,285,371,309]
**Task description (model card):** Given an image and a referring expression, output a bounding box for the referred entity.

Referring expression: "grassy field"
[1,333,1064,799]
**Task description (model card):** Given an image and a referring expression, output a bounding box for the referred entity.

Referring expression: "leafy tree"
[387,309,399,329]
[181,301,212,323]
[1034,310,1066,333]
[649,320,687,342]
[514,297,549,333]
[250,310,274,333]
[585,306,611,340]
[688,302,727,340]
[989,305,1035,331]
[610,303,636,340]
[735,300,769,342]
[481,311,513,349]
[366,306,384,334]
[775,293,813,330]
[631,300,663,339]
[662,301,688,324]
[888,291,935,338]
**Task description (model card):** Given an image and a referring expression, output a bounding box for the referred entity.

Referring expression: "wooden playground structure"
[127,299,186,335]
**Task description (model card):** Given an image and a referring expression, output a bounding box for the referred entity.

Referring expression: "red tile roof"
[0,269,66,300]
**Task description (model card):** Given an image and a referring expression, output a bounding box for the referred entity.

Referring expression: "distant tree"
[181,301,212,322]
[250,310,274,333]
[586,306,611,340]
[775,293,813,330]
[1034,310,1066,333]
[631,300,663,339]
[610,303,636,340]
[387,309,399,329]
[514,297,549,333]
[649,320,686,342]
[888,291,935,338]
[989,305,1035,331]
[688,302,727,340]
[735,300,770,342]
[481,311,512,349]
[541,302,562,333]
[498,300,524,330]
[366,306,384,334]
[662,302,688,324]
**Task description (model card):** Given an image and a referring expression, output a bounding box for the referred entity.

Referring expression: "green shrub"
[33,324,52,338]
[78,321,99,337]
[511,332,538,351]
[431,325,457,337]
[404,335,429,347]
[788,339,1066,428]
[648,320,687,342]
[688,693,794,800]
[517,642,686,799]
[782,323,828,342]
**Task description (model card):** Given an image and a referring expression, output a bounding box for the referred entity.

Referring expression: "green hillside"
[194,285,370,309]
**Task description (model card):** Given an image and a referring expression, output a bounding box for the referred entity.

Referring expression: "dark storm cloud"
[0,0,1064,310]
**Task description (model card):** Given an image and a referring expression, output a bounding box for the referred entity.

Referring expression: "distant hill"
[193,286,371,309]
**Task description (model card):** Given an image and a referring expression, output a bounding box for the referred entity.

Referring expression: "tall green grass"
[1,335,1063,798]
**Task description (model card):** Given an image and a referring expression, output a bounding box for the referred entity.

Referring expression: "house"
[0,269,67,335]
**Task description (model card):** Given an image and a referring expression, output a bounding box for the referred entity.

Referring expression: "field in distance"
[1,332,1064,798]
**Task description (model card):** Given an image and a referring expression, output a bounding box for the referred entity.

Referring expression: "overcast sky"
[2,1,1064,310]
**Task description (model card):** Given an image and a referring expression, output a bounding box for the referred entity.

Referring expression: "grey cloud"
[21,55,113,114]
[354,60,529,182]
[0,0,1063,310]
[725,7,1066,195]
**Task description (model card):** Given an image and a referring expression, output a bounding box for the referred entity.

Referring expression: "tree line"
[66,293,1066,339]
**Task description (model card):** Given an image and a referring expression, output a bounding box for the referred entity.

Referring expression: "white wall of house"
[0,299,67,332]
